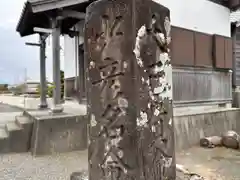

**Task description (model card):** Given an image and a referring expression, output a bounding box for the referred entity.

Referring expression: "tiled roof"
[231,10,240,23]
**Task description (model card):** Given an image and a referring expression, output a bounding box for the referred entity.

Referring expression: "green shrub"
[48,85,54,98]
[36,70,64,99]
[36,84,54,98]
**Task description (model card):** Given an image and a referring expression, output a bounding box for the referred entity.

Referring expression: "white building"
[63,0,235,111]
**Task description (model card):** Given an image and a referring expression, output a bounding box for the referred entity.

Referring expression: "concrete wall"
[232,90,240,107]
[154,0,231,37]
[28,108,240,155]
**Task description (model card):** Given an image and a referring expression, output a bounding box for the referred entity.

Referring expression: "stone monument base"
[24,110,88,156]
[38,103,48,109]
[50,105,64,113]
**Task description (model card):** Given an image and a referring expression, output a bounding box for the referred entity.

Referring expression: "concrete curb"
[0,97,48,112]
[0,102,25,112]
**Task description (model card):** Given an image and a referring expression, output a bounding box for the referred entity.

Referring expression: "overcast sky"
[0,0,64,84]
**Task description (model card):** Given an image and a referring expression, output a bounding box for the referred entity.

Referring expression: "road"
[0,103,21,113]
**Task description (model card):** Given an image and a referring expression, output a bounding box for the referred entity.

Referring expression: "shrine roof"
[16,0,90,37]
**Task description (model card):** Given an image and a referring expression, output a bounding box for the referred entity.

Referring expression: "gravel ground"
[0,147,239,180]
[0,98,88,180]
[177,147,240,180]
[0,150,88,180]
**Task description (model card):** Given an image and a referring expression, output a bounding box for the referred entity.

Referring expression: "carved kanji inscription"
[85,0,175,179]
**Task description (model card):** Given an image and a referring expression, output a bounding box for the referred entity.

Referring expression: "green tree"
[36,70,64,99]
[0,84,8,92]
[10,84,26,95]
[36,83,54,98]
[48,85,54,98]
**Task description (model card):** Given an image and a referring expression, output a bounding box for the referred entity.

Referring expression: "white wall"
[64,35,76,79]
[155,0,231,37]
[64,21,85,79]
[45,36,64,82]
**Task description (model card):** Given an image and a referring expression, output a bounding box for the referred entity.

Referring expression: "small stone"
[222,130,240,149]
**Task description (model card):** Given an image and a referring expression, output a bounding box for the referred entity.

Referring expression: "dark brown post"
[84,0,175,179]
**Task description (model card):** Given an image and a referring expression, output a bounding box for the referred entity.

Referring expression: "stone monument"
[84,0,175,179]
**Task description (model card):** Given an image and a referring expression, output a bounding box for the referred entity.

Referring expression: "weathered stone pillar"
[85,0,175,179]
[38,34,48,109]
[51,17,63,113]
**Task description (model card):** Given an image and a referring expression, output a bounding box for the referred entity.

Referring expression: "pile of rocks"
[200,130,240,149]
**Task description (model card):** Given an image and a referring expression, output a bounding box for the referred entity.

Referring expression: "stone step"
[6,121,23,131]
[8,116,33,153]
[0,115,33,154]
[0,126,8,139]
[15,115,32,128]
[0,126,9,153]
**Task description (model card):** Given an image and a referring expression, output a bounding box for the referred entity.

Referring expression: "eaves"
[28,0,89,13]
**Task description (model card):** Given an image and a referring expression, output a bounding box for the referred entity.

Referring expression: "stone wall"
[25,105,240,155]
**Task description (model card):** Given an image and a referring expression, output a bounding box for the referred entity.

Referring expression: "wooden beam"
[60,10,86,20]
[41,33,50,41]
[25,42,41,47]
[33,27,53,34]
[228,0,240,11]
[67,30,79,37]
